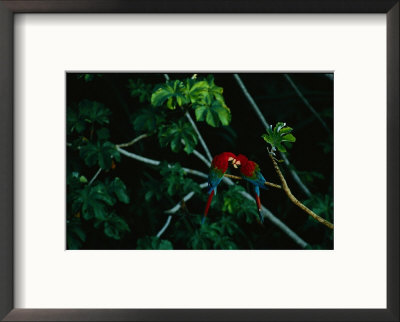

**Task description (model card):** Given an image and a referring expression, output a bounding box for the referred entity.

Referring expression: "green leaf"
[262,122,296,153]
[205,75,227,108]
[67,221,87,250]
[104,215,130,240]
[80,141,120,170]
[194,105,207,122]
[79,142,98,167]
[78,100,111,126]
[132,107,166,133]
[127,78,152,103]
[158,118,198,154]
[182,79,209,104]
[74,185,113,221]
[96,128,110,141]
[109,177,130,204]
[219,185,259,224]
[158,162,201,198]
[194,100,231,127]
[77,74,102,82]
[136,236,173,250]
[92,182,114,206]
[151,80,187,109]
[67,108,86,134]
[282,133,296,142]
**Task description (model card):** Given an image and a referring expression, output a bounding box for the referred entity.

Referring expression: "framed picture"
[0,1,398,321]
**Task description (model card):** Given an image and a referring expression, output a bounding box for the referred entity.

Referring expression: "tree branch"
[156,216,172,238]
[184,111,213,162]
[233,73,312,198]
[117,147,208,179]
[223,173,282,189]
[157,183,208,238]
[189,147,308,247]
[163,73,213,162]
[88,168,102,186]
[118,144,309,248]
[269,153,334,229]
[116,133,149,148]
[283,74,331,134]
[222,176,309,248]
[164,182,209,215]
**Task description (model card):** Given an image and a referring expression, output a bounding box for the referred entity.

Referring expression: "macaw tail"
[202,189,215,225]
[254,192,264,224]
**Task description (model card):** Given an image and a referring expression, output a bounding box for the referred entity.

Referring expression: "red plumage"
[203,190,215,223]
[254,193,261,211]
[211,152,236,172]
[202,152,237,225]
[236,154,266,224]
[241,160,257,178]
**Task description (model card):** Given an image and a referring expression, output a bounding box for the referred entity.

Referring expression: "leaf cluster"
[262,122,296,153]
[151,75,231,127]
[158,118,198,154]
[127,78,153,103]
[67,99,111,134]
[67,173,131,248]
[136,236,173,250]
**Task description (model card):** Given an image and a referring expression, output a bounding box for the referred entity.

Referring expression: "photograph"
[66,72,334,250]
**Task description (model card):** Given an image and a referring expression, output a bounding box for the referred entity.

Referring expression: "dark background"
[67,73,333,250]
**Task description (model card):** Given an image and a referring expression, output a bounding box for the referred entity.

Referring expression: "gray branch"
[157,182,208,238]
[192,148,211,168]
[163,73,213,162]
[119,145,308,248]
[283,74,331,134]
[164,182,209,215]
[156,216,172,238]
[116,133,149,148]
[185,111,213,162]
[233,73,312,198]
[221,176,308,248]
[88,168,102,186]
[192,147,309,248]
[117,147,208,179]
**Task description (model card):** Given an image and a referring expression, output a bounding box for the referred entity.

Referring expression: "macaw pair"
[202,152,267,225]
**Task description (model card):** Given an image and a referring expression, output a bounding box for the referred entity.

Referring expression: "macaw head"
[215,152,238,169]
[233,154,248,168]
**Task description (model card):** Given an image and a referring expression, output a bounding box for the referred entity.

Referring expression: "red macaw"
[202,152,237,225]
[235,154,267,223]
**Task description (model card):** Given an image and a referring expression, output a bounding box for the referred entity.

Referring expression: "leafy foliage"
[67,73,333,250]
[132,107,166,133]
[151,75,231,127]
[158,162,201,198]
[67,174,130,244]
[80,141,120,170]
[77,74,103,82]
[103,214,131,240]
[151,79,187,110]
[219,185,259,224]
[67,220,86,250]
[262,122,296,153]
[67,100,111,134]
[158,119,198,154]
[127,78,153,103]
[137,236,173,249]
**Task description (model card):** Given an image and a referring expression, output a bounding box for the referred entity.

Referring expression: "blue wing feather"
[208,167,223,194]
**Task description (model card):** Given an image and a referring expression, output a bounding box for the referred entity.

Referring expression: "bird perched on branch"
[202,152,238,225]
[235,154,267,223]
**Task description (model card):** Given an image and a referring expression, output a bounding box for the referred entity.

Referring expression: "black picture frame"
[0,1,398,321]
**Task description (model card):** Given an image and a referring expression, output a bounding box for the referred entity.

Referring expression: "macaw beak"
[231,159,240,168]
